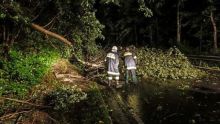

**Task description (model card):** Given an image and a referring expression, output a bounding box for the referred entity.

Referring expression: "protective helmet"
[125,47,130,51]
[112,46,118,51]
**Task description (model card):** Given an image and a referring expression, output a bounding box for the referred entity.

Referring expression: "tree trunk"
[210,11,218,53]
[177,0,181,45]
[199,24,203,53]
[155,18,159,46]
[134,24,138,46]
[149,26,153,47]
[3,24,9,59]
[31,23,73,46]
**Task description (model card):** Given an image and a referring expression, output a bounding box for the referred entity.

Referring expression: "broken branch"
[72,53,105,68]
[31,23,73,46]
[0,97,50,108]
[0,110,32,121]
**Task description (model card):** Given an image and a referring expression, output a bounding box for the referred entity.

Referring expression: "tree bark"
[149,26,153,46]
[155,18,159,46]
[3,24,9,59]
[199,24,203,53]
[31,23,73,46]
[210,11,218,53]
[134,24,138,46]
[177,0,181,45]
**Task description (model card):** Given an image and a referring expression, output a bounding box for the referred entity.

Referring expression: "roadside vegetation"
[137,47,207,80]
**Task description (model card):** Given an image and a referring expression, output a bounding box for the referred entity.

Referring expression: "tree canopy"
[0,0,219,54]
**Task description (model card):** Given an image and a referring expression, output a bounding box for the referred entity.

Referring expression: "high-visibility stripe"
[133,56,137,59]
[124,52,132,56]
[108,77,113,80]
[127,66,136,70]
[107,53,115,59]
[115,76,119,80]
[107,71,120,75]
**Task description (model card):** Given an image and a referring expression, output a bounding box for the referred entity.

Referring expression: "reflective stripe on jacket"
[124,52,137,70]
[106,52,120,75]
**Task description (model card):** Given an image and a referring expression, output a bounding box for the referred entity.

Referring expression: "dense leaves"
[0,48,60,97]
[45,85,87,111]
[44,84,111,124]
[137,47,206,80]
[0,1,29,23]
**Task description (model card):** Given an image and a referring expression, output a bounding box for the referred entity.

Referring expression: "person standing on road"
[123,47,138,84]
[105,46,120,87]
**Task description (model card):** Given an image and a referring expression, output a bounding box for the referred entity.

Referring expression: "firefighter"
[105,46,120,87]
[124,47,138,84]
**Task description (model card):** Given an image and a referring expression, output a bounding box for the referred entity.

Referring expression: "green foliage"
[0,30,67,97]
[0,82,29,97]
[72,10,104,58]
[138,0,153,17]
[0,1,30,24]
[45,85,87,111]
[0,13,6,19]
[0,99,18,117]
[55,0,104,60]
[137,47,206,80]
[46,83,111,124]
[0,49,60,97]
[0,44,62,116]
[100,0,121,6]
[77,84,111,124]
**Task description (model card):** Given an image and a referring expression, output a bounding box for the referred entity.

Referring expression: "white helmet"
[112,46,118,51]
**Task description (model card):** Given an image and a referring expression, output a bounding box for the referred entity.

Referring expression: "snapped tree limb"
[31,23,104,68]
[0,110,32,121]
[31,23,73,46]
[72,53,105,68]
[0,96,51,108]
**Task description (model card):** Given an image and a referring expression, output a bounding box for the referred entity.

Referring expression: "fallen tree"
[31,23,104,68]
[31,23,73,47]
[71,53,104,68]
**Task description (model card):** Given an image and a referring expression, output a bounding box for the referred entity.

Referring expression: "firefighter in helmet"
[105,46,120,87]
